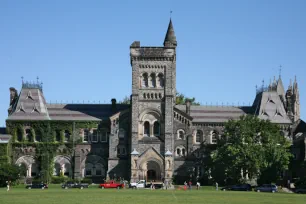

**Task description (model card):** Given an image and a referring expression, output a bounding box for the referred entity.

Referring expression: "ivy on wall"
[5,120,102,182]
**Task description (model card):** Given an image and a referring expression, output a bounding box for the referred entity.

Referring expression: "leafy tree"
[119,96,130,104]
[0,163,25,186]
[176,92,200,105]
[210,115,292,185]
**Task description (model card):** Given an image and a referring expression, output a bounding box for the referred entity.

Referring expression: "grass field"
[0,185,305,204]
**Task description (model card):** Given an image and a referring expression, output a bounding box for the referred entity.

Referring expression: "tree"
[210,115,292,185]
[176,92,200,105]
[119,96,130,104]
[0,163,25,186]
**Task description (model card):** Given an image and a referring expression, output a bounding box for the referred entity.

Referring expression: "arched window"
[211,131,218,144]
[17,128,23,142]
[64,130,70,142]
[153,121,160,136]
[144,121,150,136]
[83,129,89,142]
[55,130,61,142]
[182,148,186,156]
[35,129,42,142]
[142,73,148,87]
[178,130,184,140]
[196,130,202,143]
[176,148,181,156]
[157,73,164,87]
[25,129,33,142]
[150,73,156,87]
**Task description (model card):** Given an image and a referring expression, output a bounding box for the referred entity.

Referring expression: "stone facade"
[4,19,305,184]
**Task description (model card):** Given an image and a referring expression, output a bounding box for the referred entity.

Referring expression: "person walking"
[6,180,10,191]
[184,181,187,190]
[215,182,218,191]
[196,181,200,190]
[188,181,192,190]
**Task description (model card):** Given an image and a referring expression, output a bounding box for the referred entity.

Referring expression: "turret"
[163,19,177,47]
[292,76,300,122]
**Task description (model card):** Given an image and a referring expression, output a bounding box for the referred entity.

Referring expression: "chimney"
[186,99,191,115]
[111,98,117,112]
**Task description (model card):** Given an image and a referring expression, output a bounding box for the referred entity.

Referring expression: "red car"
[99,180,124,189]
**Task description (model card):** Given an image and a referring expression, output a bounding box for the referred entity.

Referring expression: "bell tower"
[129,19,177,182]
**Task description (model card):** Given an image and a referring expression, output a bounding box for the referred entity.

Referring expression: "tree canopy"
[119,96,130,104]
[209,115,292,185]
[0,163,25,186]
[175,92,200,105]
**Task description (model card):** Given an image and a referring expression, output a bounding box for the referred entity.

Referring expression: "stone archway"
[53,155,72,177]
[15,155,38,178]
[146,160,162,181]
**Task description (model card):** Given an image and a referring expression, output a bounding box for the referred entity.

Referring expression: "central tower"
[129,20,177,182]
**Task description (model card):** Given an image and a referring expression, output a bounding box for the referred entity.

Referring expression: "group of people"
[183,181,201,190]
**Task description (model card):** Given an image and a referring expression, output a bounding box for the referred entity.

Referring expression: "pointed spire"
[293,75,298,94]
[163,19,177,47]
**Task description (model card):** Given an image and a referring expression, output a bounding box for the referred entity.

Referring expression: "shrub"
[51,176,68,184]
[81,178,92,184]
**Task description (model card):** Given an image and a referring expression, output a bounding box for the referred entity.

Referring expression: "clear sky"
[0,0,305,126]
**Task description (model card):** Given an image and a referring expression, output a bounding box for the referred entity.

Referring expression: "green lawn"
[0,185,305,204]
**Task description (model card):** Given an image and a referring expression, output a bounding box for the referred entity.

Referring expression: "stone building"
[3,19,305,183]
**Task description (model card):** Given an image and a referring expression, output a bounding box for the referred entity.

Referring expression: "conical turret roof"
[163,19,177,47]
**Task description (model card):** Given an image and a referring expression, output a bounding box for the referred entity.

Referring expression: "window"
[157,73,164,87]
[211,131,217,144]
[119,129,125,139]
[17,129,23,142]
[182,148,186,156]
[144,121,150,136]
[176,148,181,156]
[178,130,184,140]
[55,130,61,142]
[64,130,70,142]
[117,147,121,155]
[83,129,89,142]
[142,73,148,87]
[196,130,202,143]
[101,131,107,142]
[92,130,98,142]
[26,129,33,142]
[150,73,156,87]
[153,121,160,136]
[35,130,42,142]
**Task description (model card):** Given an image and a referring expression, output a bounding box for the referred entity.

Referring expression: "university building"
[1,19,305,183]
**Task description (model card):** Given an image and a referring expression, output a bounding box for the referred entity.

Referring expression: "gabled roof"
[7,88,50,121]
[253,91,291,124]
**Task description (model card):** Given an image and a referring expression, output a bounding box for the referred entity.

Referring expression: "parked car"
[129,180,163,189]
[61,182,89,189]
[255,184,277,193]
[99,180,124,189]
[221,184,252,191]
[26,183,48,189]
[295,188,306,194]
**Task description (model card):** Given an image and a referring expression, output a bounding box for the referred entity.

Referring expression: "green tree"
[175,92,200,105]
[210,115,292,185]
[119,96,130,104]
[0,163,24,186]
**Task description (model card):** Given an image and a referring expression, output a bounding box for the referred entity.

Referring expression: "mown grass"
[0,184,305,204]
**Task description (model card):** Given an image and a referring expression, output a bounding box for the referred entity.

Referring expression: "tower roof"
[163,19,177,47]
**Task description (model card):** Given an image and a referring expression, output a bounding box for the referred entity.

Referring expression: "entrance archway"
[146,160,162,181]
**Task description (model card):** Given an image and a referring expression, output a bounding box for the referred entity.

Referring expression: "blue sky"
[0,0,305,126]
